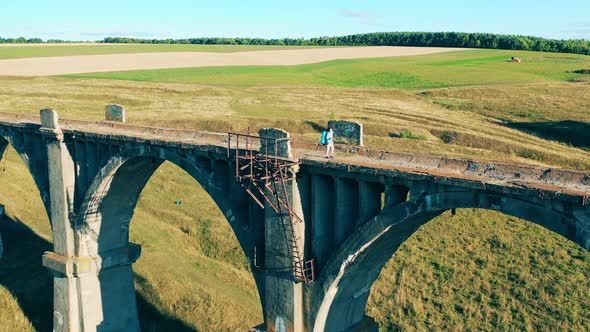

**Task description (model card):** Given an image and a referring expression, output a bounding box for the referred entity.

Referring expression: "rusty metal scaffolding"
[227,132,315,284]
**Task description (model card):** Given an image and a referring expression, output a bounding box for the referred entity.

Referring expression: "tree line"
[0,37,80,44]
[2,32,589,55]
[102,32,590,55]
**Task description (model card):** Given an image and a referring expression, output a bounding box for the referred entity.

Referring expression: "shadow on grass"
[0,216,196,332]
[135,274,197,332]
[0,215,52,332]
[505,120,590,150]
[305,120,325,133]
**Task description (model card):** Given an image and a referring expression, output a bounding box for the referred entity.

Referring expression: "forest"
[1,32,589,55]
[100,32,590,55]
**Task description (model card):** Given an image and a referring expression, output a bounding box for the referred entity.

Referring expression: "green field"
[65,49,590,89]
[0,44,321,59]
[1,47,590,331]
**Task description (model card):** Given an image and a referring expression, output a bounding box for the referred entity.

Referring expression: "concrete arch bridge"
[0,110,588,332]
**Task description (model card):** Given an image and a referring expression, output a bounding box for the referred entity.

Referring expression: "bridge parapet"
[3,110,588,197]
[356,149,590,192]
[0,111,227,148]
[301,155,590,202]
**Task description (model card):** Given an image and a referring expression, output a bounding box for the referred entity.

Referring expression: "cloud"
[339,8,400,30]
[341,9,375,19]
[340,8,380,26]
[80,30,167,38]
[559,22,590,39]
[571,23,590,34]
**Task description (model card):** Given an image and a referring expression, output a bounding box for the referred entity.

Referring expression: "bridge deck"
[1,112,588,201]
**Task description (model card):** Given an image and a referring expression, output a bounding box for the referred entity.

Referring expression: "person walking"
[325,127,334,158]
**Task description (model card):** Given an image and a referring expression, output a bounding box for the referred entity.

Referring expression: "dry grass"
[1,50,590,330]
[367,209,590,331]
[131,163,262,330]
[0,288,35,332]
[423,83,590,123]
[0,77,588,169]
[0,150,52,331]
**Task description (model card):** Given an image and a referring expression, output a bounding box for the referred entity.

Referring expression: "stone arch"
[0,129,54,331]
[312,191,590,332]
[74,146,264,330]
[0,131,51,221]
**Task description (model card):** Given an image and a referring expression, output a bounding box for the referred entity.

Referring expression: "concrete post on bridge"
[38,109,82,332]
[327,120,364,146]
[259,128,293,159]
[105,104,126,123]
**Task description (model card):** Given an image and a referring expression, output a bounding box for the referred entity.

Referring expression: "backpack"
[320,131,328,145]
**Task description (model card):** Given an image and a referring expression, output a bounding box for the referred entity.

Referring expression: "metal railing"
[227,131,315,284]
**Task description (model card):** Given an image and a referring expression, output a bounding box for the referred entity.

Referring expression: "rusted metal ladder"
[228,132,315,284]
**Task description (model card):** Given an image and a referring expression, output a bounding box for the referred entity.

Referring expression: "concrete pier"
[384,184,409,208]
[96,244,141,331]
[334,178,358,248]
[311,175,334,267]
[263,172,304,332]
[39,109,81,332]
[358,181,383,226]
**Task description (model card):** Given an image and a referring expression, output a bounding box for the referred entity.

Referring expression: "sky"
[1,0,589,41]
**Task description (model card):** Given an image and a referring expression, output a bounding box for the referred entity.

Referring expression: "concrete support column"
[573,207,590,251]
[296,174,312,259]
[50,242,143,332]
[84,142,99,186]
[334,178,358,248]
[264,172,305,332]
[43,246,142,332]
[357,181,383,227]
[94,244,142,331]
[40,109,80,332]
[249,198,266,261]
[311,175,334,267]
[42,253,89,332]
[384,184,409,208]
[225,161,249,229]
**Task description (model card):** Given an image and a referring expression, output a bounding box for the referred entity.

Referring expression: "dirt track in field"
[0,46,464,76]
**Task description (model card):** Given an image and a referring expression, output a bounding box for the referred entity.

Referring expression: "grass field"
[0,44,321,59]
[1,47,590,331]
[65,49,590,89]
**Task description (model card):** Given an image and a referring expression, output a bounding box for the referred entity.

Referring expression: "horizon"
[1,31,590,43]
[0,1,589,42]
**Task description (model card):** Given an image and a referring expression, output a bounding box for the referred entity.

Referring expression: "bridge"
[0,109,589,332]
